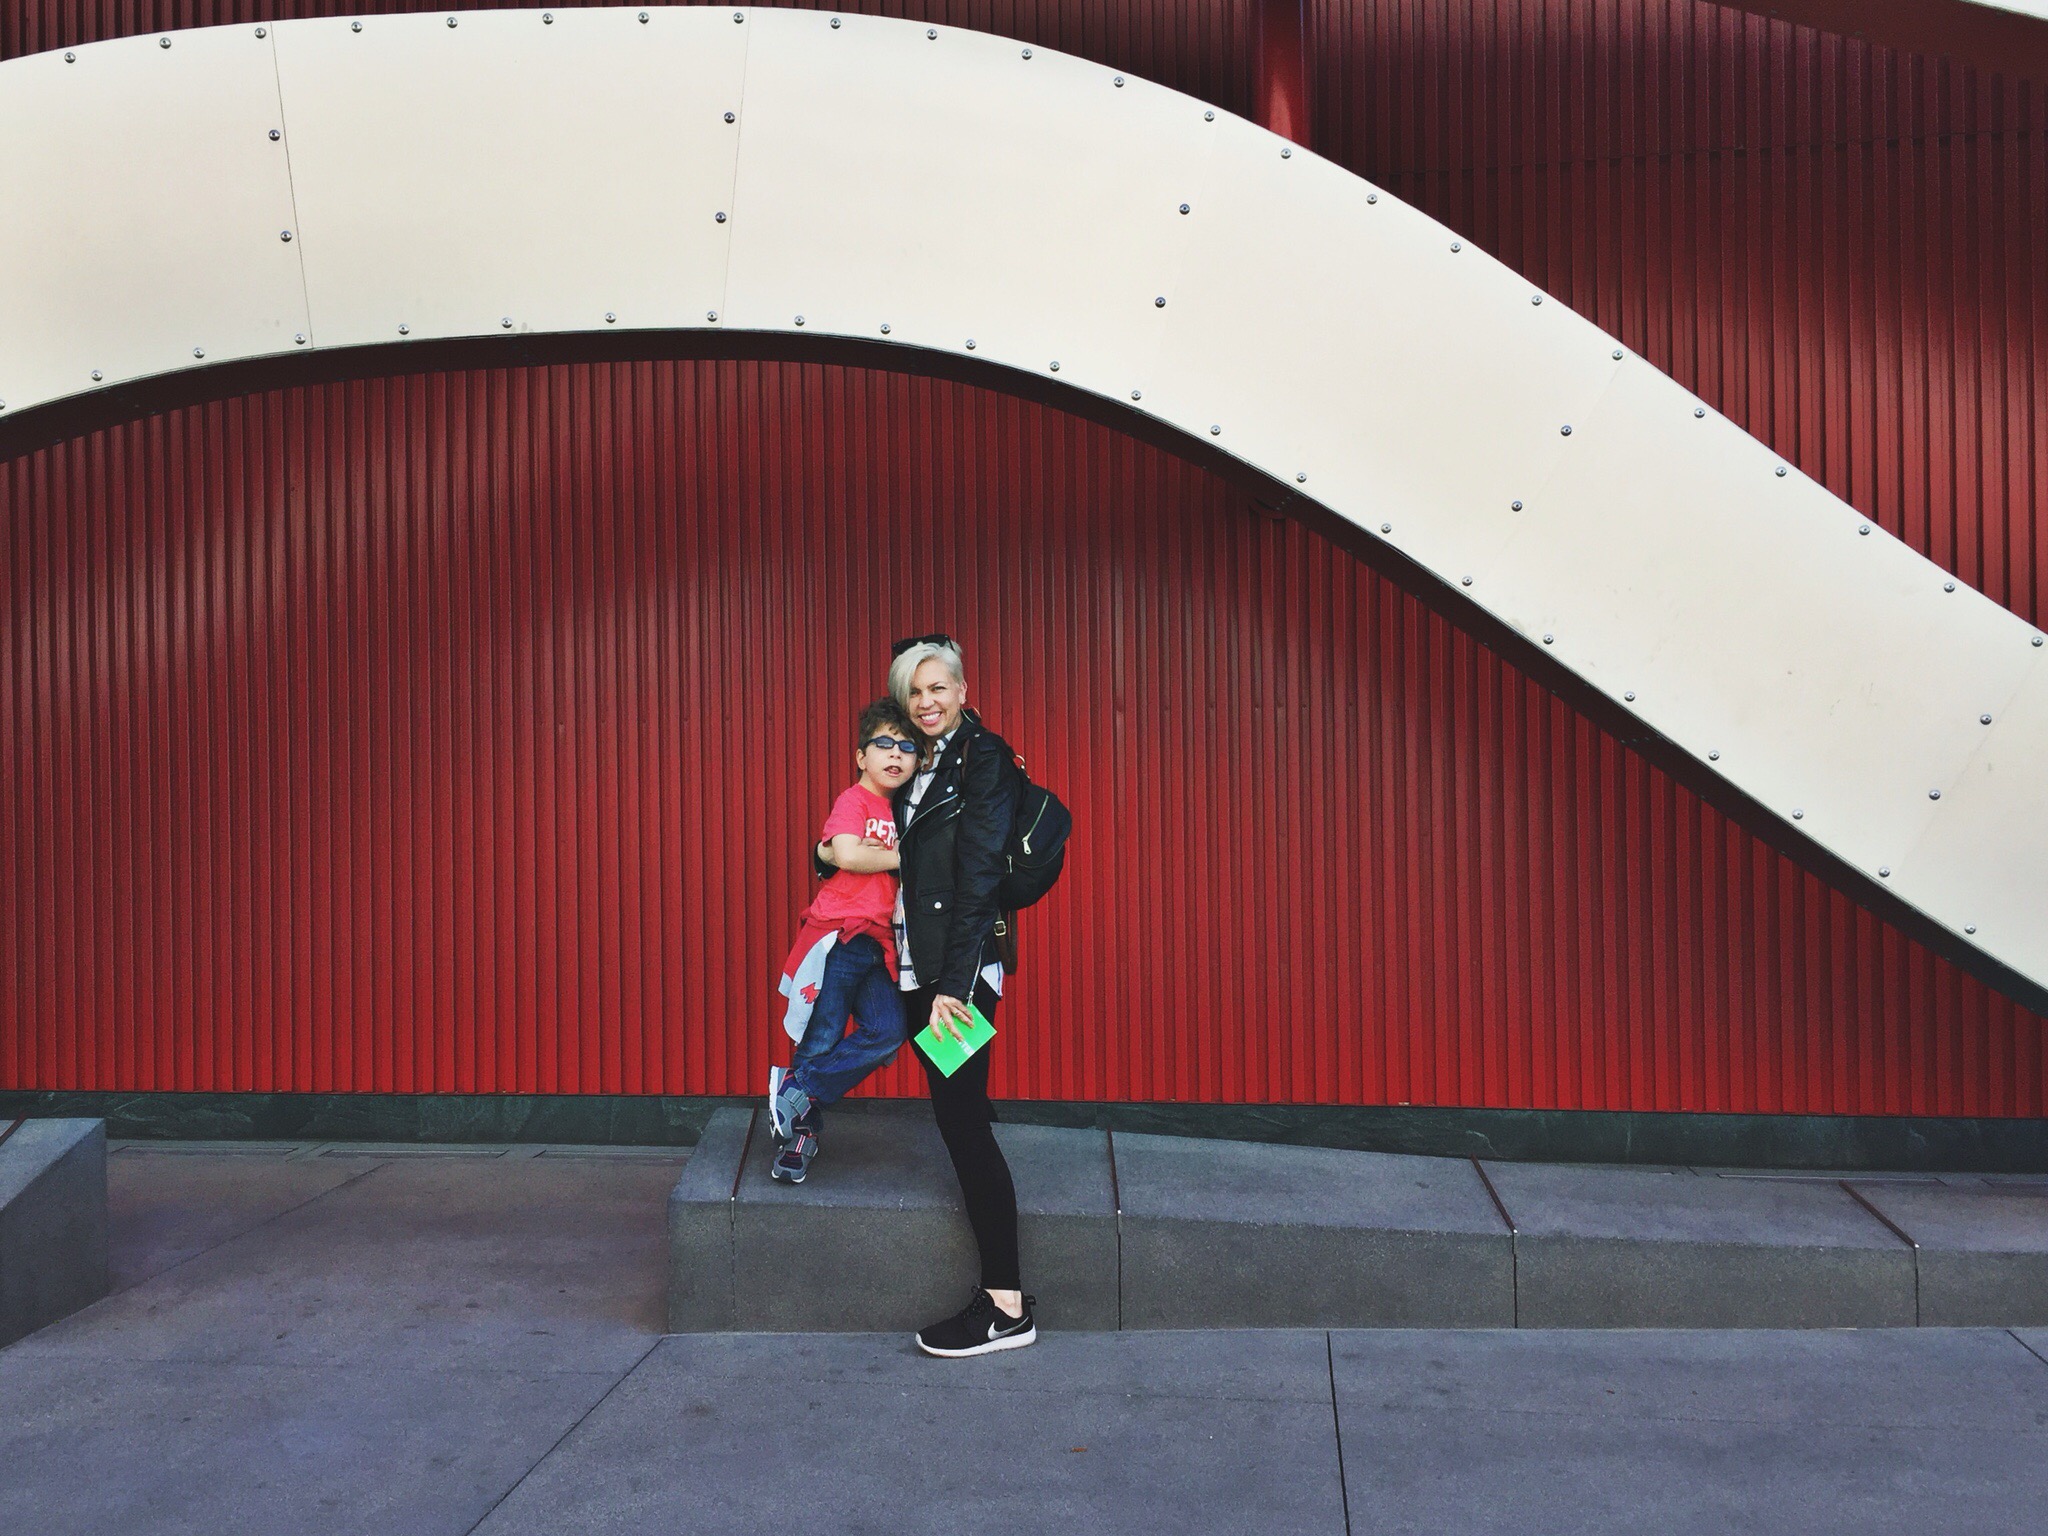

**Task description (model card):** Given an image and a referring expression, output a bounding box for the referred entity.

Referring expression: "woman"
[824,635,1034,1356]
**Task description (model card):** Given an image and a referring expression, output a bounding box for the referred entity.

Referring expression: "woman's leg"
[910,982,1021,1295]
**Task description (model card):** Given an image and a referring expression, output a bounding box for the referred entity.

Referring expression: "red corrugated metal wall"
[3,0,2045,1112]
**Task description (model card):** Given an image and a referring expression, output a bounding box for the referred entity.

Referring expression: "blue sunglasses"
[863,735,921,754]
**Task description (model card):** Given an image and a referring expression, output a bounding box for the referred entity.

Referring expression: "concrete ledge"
[666,1119,2047,1332]
[1489,1163,1916,1328]
[1852,1180,2048,1326]
[1116,1134,1514,1328]
[0,1117,110,1346]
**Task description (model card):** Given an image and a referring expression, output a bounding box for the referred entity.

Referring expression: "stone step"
[1,1116,109,1346]
[668,1105,2048,1332]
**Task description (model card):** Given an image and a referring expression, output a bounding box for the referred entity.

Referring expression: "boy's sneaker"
[914,1288,1037,1358]
[770,1128,819,1183]
[769,1072,812,1141]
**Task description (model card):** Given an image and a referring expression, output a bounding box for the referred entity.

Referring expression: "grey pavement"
[3,1143,2048,1535]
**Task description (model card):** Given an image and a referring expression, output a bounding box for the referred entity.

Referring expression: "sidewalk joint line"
[1326,1332,1353,1536]
[1471,1157,1518,1327]
[1106,1128,1123,1330]
[115,1157,391,1296]
[459,1335,662,1536]
[1840,1179,1920,1325]
[2011,1330,2048,1370]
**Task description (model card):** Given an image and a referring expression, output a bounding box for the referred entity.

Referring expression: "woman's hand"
[929,993,974,1045]
[816,838,839,868]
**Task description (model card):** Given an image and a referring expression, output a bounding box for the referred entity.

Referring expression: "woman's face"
[906,658,967,741]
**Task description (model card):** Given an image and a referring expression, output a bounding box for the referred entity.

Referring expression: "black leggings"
[908,980,1020,1292]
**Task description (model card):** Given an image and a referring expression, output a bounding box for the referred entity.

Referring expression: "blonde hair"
[889,641,967,722]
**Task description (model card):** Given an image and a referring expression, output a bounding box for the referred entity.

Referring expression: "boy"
[768,698,921,1182]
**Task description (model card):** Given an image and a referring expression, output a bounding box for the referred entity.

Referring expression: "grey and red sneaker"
[770,1128,819,1183]
[769,1071,812,1141]
[914,1287,1037,1357]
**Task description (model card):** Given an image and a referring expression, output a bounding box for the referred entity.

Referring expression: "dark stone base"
[3,1090,2045,1173]
[1,1118,110,1346]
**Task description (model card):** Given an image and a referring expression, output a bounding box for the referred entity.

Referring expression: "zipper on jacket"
[1018,795,1048,857]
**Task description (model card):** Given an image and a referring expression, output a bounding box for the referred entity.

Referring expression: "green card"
[914,1001,997,1078]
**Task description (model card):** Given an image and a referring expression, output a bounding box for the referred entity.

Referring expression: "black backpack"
[998,757,1071,910]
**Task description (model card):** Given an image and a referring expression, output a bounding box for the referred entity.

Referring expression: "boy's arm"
[827,833,899,873]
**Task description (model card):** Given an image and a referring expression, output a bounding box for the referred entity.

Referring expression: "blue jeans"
[789,935,906,1131]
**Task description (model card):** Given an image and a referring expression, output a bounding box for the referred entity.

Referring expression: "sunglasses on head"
[863,735,922,755]
[890,632,956,659]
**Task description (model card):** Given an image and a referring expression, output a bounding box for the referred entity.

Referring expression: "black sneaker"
[914,1288,1037,1358]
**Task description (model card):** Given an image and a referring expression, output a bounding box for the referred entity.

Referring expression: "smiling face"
[906,657,967,741]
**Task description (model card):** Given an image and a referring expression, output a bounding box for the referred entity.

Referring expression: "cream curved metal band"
[3,9,2046,1013]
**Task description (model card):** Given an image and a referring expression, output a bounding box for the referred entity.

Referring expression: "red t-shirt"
[803,784,899,936]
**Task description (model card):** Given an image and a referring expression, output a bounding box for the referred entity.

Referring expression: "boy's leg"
[793,939,908,1106]
[783,941,864,1137]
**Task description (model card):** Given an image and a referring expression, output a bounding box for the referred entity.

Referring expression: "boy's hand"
[816,839,838,867]
[929,994,974,1045]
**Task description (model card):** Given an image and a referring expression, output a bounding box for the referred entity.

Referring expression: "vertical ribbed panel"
[3,361,2044,1111]
[4,0,2046,1113]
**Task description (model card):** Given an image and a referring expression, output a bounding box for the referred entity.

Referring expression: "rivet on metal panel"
[1775,466,1788,477]
[1451,241,1462,252]
[294,334,306,345]
[1624,691,1636,702]
[1560,425,1572,436]
[280,230,293,242]
[446,17,457,28]
[1210,424,1222,435]
[193,347,204,357]
[1531,294,1543,305]
[0,401,7,411]
[1929,790,1942,800]
[724,112,736,123]
[1114,75,1125,85]
[966,339,976,350]
[255,26,266,38]
[64,50,75,60]
[1130,390,1142,400]
[795,315,805,326]
[604,312,616,324]
[1982,713,1994,724]
[1296,473,1307,483]
[1179,203,1191,214]
[1879,867,1891,878]
[1966,925,1978,934]
[1511,499,1523,511]
[160,36,171,48]
[1792,809,1804,820]
[716,212,727,223]
[1859,525,1872,536]
[880,323,892,334]
[2035,636,2044,647]
[1023,47,1032,58]
[1694,407,1706,418]
[1049,362,1059,372]
[500,317,512,329]
[269,129,281,141]
[1461,576,1472,586]
[1204,110,1216,121]
[1542,633,1554,644]
[1381,522,1392,533]
[1612,349,1623,359]
[1154,296,1166,307]
[398,324,410,335]
[1367,193,1378,203]
[1281,147,1292,158]
[1709,750,1721,761]
[352,21,362,31]
[91,370,102,381]
[832,16,841,27]
[707,310,718,321]
[929,28,939,39]
[544,12,554,22]
[639,11,649,20]
[1945,581,1957,592]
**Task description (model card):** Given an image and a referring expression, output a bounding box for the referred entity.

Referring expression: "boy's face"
[856,731,918,794]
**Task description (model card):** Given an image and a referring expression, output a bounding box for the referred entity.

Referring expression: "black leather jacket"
[894,709,1021,1000]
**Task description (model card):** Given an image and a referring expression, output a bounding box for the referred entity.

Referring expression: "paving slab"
[0,1117,109,1347]
[728,1105,1118,1331]
[107,1145,380,1291]
[11,1153,682,1374]
[1851,1180,2048,1325]
[1485,1160,1915,1327]
[469,1331,1347,1536]
[665,1106,753,1332]
[1114,1134,1513,1327]
[1331,1328,2048,1535]
[0,1347,629,1536]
